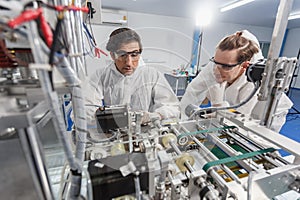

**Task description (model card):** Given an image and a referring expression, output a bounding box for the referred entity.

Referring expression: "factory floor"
[279,88,300,157]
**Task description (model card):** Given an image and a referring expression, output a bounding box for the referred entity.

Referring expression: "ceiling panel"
[101,0,300,29]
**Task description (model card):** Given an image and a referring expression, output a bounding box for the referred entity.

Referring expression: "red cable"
[54,5,89,13]
[7,8,42,28]
[39,13,53,47]
[7,5,89,48]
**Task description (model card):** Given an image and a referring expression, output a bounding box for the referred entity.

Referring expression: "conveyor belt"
[202,147,276,172]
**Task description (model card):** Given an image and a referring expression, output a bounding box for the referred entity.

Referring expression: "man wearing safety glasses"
[180,30,292,132]
[84,28,180,124]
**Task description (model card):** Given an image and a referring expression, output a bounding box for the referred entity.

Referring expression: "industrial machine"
[0,0,300,200]
[84,102,300,200]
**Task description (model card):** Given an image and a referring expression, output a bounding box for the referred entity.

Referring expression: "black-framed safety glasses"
[209,57,244,71]
[114,49,142,61]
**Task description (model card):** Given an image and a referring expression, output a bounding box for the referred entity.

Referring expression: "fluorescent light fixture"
[288,14,300,20]
[220,0,255,12]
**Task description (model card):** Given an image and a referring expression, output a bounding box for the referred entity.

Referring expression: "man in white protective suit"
[83,27,180,124]
[180,30,293,132]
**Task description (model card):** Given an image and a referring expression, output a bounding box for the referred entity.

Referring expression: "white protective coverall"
[180,65,258,117]
[83,61,180,121]
[180,30,293,132]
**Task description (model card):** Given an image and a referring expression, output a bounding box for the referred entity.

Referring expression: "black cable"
[191,81,260,117]
[286,49,300,115]
[49,16,63,65]
[83,30,95,58]
[87,17,97,46]
[48,15,65,91]
[287,58,299,99]
[246,59,265,83]
[219,81,260,110]
[190,60,265,118]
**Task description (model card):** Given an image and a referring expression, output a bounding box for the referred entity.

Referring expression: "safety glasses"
[209,57,243,71]
[114,50,142,61]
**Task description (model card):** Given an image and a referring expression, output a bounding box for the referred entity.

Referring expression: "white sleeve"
[152,71,180,119]
[82,70,104,122]
[180,66,215,119]
[235,84,258,116]
[270,93,293,132]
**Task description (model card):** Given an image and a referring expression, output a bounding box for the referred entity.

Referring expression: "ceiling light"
[195,4,213,27]
[220,0,255,12]
[288,14,300,20]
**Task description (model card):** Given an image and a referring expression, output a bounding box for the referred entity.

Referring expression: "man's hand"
[207,81,227,106]
[141,112,162,124]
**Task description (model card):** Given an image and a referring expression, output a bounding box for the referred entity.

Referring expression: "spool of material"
[175,153,195,172]
[161,133,177,148]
